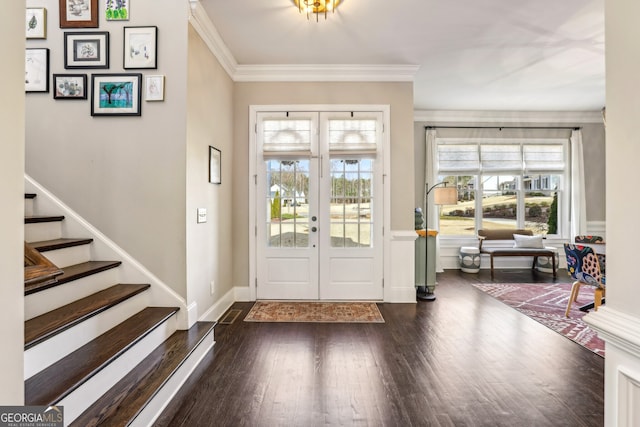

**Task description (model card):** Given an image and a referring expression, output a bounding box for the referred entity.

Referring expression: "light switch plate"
[197,208,207,223]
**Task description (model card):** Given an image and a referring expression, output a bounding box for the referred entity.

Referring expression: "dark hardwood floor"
[154,269,604,427]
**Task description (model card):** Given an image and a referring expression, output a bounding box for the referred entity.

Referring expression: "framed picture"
[91,73,142,116]
[105,0,128,21]
[145,75,164,101]
[25,48,49,93]
[26,8,47,39]
[123,26,157,69]
[59,0,99,28]
[53,74,87,99]
[209,146,221,184]
[64,31,109,69]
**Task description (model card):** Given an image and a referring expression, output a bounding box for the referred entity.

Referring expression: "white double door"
[255,111,383,300]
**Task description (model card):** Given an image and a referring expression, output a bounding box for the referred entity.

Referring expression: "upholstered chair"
[563,243,606,317]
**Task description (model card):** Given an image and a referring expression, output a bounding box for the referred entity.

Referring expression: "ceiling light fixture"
[294,0,341,22]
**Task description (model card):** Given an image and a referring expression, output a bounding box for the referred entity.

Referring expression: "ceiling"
[198,0,605,112]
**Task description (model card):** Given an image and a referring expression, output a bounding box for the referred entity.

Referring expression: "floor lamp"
[417,182,458,301]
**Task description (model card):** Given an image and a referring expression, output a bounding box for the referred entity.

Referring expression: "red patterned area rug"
[471,282,604,357]
[244,301,384,323]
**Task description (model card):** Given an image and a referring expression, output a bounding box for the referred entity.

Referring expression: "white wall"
[585,0,640,425]
[231,82,415,289]
[186,25,234,320]
[25,0,190,297]
[0,1,25,404]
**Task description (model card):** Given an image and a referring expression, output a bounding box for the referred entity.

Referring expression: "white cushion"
[513,234,544,248]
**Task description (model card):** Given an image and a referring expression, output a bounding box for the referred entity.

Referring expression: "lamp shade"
[433,186,457,205]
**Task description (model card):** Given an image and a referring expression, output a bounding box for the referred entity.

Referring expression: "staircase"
[24,182,215,426]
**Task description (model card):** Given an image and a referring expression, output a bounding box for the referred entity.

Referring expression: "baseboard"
[234,285,252,302]
[199,287,235,322]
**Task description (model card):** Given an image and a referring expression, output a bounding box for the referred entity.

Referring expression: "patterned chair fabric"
[574,235,605,244]
[563,243,606,317]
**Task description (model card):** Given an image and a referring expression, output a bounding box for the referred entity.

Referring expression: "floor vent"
[219,309,242,325]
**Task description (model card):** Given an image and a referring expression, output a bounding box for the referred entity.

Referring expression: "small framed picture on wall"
[25,48,49,93]
[209,146,221,184]
[123,26,158,69]
[105,0,129,21]
[59,0,99,28]
[26,8,47,39]
[145,75,164,101]
[53,74,87,99]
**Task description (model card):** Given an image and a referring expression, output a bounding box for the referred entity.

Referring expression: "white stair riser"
[39,244,92,269]
[130,331,215,427]
[58,314,178,424]
[25,198,34,217]
[25,221,62,242]
[25,268,120,320]
[25,292,151,380]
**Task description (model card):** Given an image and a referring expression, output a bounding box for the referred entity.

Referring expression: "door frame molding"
[248,104,391,301]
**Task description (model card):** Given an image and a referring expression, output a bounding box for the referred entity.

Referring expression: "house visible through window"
[434,138,568,238]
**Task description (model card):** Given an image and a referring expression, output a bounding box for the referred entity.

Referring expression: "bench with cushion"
[477,229,557,278]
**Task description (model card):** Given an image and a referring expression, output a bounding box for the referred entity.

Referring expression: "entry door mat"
[471,282,604,357]
[244,301,385,323]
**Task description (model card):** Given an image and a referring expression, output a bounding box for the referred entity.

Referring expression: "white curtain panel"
[570,129,587,238]
[425,129,444,272]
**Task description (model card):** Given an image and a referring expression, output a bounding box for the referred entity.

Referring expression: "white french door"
[255,111,384,300]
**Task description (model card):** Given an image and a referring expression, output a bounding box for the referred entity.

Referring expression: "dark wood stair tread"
[25,306,180,406]
[71,321,215,427]
[30,238,94,252]
[25,193,37,199]
[25,215,65,224]
[25,283,151,349]
[25,261,123,295]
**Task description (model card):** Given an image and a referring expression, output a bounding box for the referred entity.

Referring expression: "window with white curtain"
[435,138,569,237]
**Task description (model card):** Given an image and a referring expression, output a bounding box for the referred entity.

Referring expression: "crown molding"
[189,0,238,79]
[188,1,418,83]
[234,64,420,82]
[413,110,604,124]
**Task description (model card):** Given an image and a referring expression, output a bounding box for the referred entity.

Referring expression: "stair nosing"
[25,260,123,296]
[30,238,94,252]
[25,283,151,349]
[25,215,65,224]
[25,193,37,199]
[25,306,180,406]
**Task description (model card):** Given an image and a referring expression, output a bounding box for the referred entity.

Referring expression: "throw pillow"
[513,233,544,249]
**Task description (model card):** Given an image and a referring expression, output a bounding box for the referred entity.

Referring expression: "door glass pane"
[330,159,373,247]
[266,159,310,247]
[481,175,518,230]
[524,174,561,235]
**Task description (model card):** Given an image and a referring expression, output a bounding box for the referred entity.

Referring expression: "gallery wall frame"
[26,8,47,39]
[105,0,129,21]
[59,0,99,28]
[209,146,221,184]
[145,75,165,101]
[64,31,109,69]
[25,48,50,93]
[123,26,158,69]
[53,74,87,99]
[91,73,142,116]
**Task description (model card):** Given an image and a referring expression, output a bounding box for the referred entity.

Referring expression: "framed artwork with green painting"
[91,73,142,116]
[105,0,129,21]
